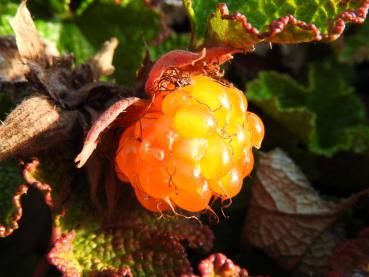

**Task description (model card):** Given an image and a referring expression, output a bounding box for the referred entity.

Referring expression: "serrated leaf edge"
[23,159,54,208]
[208,2,369,46]
[0,184,28,237]
[48,231,81,277]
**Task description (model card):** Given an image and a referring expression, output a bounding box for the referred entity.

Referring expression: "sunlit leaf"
[247,63,369,156]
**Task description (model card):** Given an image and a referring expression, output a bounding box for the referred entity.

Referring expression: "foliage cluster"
[0,0,369,276]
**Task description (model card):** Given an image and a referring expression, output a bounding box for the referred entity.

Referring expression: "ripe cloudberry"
[115,76,264,213]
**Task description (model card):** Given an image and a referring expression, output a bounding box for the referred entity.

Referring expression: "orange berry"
[135,189,170,213]
[134,112,162,140]
[115,75,264,213]
[191,78,229,111]
[200,135,232,180]
[191,78,231,129]
[171,182,212,212]
[172,138,208,163]
[149,91,168,112]
[154,115,177,151]
[115,164,129,183]
[224,120,249,160]
[226,87,247,124]
[174,105,216,138]
[172,158,204,190]
[139,133,166,164]
[162,89,192,116]
[139,163,173,199]
[209,166,242,198]
[116,126,140,182]
[239,149,254,177]
[247,112,264,149]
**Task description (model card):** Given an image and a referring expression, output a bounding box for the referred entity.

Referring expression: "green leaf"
[247,63,369,156]
[49,186,213,275]
[184,0,369,48]
[0,160,27,237]
[75,0,95,16]
[3,1,162,84]
[0,3,18,35]
[31,0,71,18]
[24,146,76,210]
[338,20,369,63]
[35,20,96,64]
[75,0,162,85]
[150,32,191,61]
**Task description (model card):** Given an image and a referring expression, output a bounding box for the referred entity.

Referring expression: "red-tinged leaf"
[49,186,214,276]
[0,160,28,237]
[185,1,369,49]
[144,47,241,96]
[22,144,76,211]
[196,253,249,277]
[75,97,145,168]
[243,149,369,275]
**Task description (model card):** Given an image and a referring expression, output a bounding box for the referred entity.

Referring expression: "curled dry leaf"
[0,2,127,166]
[74,97,142,168]
[9,1,46,64]
[243,149,369,275]
[144,47,241,96]
[89,37,119,80]
[0,95,77,161]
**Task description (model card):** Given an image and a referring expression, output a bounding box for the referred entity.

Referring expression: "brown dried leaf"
[0,36,28,82]
[243,149,368,275]
[0,95,77,161]
[89,37,119,80]
[9,1,45,63]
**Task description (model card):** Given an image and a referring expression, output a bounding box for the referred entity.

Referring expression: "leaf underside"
[243,149,367,274]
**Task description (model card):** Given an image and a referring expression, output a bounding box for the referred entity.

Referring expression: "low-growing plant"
[1,1,369,276]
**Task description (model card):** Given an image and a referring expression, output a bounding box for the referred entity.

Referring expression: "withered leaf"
[0,36,28,82]
[89,37,119,80]
[243,149,368,275]
[0,95,77,161]
[9,1,45,63]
